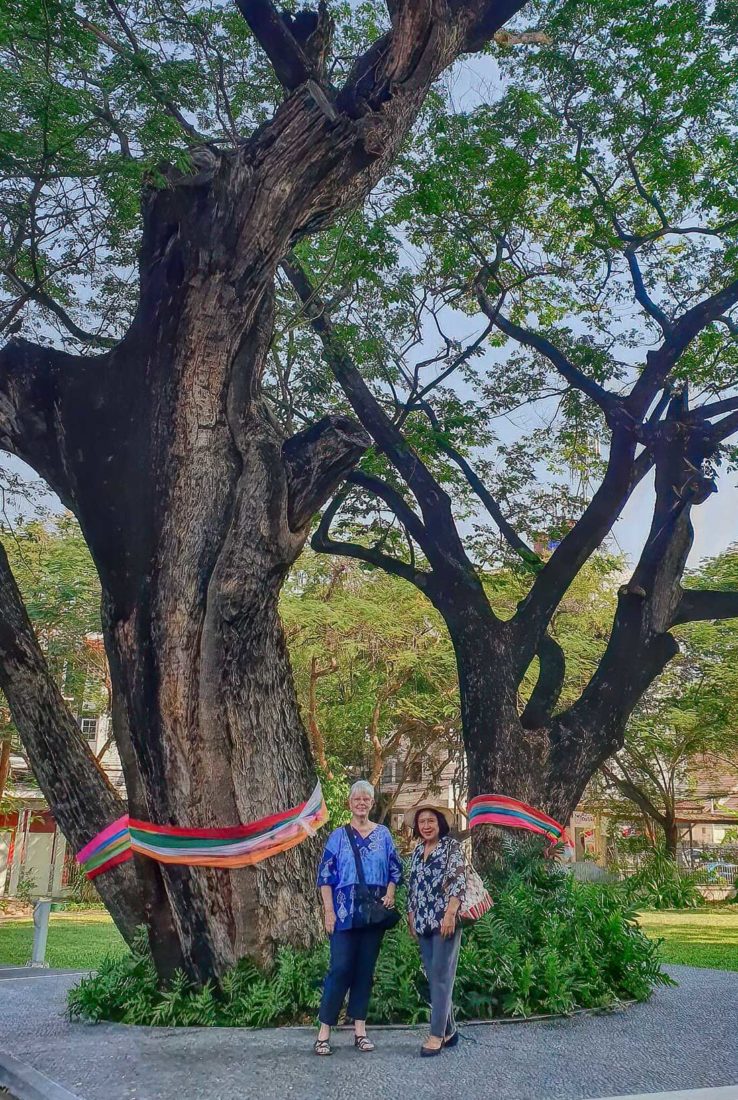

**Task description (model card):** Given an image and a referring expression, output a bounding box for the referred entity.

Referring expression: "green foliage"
[318,760,351,828]
[623,848,704,911]
[14,867,37,904]
[68,850,670,1027]
[0,514,108,720]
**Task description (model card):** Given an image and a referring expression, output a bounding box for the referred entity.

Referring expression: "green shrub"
[622,847,704,910]
[68,849,672,1027]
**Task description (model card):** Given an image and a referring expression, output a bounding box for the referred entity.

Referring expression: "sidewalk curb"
[0,1053,83,1100]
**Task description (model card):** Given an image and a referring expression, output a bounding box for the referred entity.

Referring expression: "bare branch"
[282,256,474,575]
[711,409,738,443]
[688,393,738,422]
[478,288,619,420]
[672,589,738,627]
[415,399,541,570]
[347,470,428,548]
[520,632,566,729]
[6,273,117,348]
[624,246,672,337]
[234,0,318,90]
[312,491,430,590]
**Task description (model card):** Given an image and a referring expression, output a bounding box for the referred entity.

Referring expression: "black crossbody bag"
[344,825,401,931]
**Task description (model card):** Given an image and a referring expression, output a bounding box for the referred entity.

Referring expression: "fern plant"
[68,849,673,1027]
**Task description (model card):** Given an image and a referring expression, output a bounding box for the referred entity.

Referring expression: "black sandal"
[354,1034,375,1052]
[314,1038,332,1056]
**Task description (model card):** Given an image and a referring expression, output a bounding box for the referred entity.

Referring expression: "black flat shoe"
[444,1031,459,1048]
[314,1039,332,1056]
[421,1041,444,1057]
[354,1035,375,1052]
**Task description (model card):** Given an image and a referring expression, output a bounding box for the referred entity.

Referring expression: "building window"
[79,718,98,742]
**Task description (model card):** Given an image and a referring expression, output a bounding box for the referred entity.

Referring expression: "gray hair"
[349,779,375,801]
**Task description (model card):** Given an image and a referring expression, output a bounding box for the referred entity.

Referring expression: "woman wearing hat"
[406,800,466,1057]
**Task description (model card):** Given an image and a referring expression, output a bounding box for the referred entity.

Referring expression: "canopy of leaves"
[277,0,738,559]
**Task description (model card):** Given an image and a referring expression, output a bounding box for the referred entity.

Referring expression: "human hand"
[324,907,336,935]
[440,909,457,938]
[407,912,417,940]
[380,889,395,909]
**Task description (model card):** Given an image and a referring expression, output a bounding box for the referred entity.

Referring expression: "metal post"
[28,898,51,968]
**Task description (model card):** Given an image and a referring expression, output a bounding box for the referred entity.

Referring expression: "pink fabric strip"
[76,814,130,865]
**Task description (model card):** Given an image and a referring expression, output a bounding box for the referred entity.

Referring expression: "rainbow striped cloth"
[467,793,573,855]
[77,782,328,879]
[76,816,133,880]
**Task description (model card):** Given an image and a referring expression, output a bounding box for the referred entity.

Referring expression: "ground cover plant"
[66,854,670,1027]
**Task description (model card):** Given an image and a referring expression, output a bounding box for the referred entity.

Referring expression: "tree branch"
[624,246,672,337]
[415,398,542,570]
[282,256,475,576]
[478,289,619,420]
[520,632,566,729]
[234,0,317,90]
[311,491,430,589]
[671,589,738,627]
[711,408,738,443]
[346,470,428,549]
[0,337,97,508]
[629,278,738,414]
[282,414,370,530]
[6,273,117,348]
[601,762,667,827]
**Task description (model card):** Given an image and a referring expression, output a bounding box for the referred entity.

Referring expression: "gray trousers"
[418,926,462,1038]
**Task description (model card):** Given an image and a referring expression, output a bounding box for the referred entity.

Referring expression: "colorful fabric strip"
[76,784,328,879]
[76,815,133,880]
[467,793,573,854]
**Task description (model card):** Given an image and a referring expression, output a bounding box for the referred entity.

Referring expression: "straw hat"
[404,800,458,832]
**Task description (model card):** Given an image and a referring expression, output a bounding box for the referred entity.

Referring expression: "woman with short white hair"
[314,779,402,1056]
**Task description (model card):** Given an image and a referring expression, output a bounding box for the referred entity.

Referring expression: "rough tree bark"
[0,0,529,980]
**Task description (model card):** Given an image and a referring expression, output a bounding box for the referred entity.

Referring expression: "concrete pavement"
[0,966,737,1100]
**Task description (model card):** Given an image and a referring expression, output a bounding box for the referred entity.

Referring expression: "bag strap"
[344,824,367,887]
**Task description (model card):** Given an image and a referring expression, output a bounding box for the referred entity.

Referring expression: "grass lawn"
[637,907,738,971]
[0,911,125,969]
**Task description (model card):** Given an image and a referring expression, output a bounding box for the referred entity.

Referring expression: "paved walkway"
[0,966,737,1100]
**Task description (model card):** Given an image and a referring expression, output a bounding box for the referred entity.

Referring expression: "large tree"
[0,0,530,980]
[277,0,738,857]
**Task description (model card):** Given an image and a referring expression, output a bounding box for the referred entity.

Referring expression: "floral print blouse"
[317,824,403,931]
[408,835,466,936]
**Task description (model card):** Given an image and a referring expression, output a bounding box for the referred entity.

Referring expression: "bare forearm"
[320,885,334,912]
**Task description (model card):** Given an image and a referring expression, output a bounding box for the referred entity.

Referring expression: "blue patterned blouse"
[408,835,466,936]
[317,824,403,931]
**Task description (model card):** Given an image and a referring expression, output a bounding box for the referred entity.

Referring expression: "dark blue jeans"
[319,926,385,1026]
